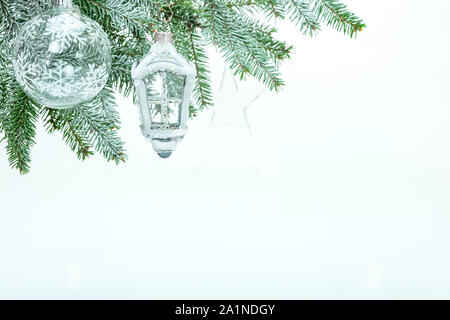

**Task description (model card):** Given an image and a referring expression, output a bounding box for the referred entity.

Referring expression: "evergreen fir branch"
[231,14,292,64]
[188,29,213,111]
[225,0,264,12]
[110,53,135,96]
[253,32,292,64]
[204,1,252,78]
[0,95,5,135]
[168,3,212,113]
[109,32,149,96]
[312,0,365,37]
[260,0,286,19]
[203,0,219,45]
[0,0,23,36]
[0,0,49,38]
[0,42,38,174]
[219,16,252,80]
[285,0,321,36]
[227,0,285,19]
[267,0,285,18]
[0,46,8,134]
[204,3,284,90]
[41,87,126,164]
[70,89,127,163]
[171,1,203,29]
[41,88,123,161]
[226,0,262,6]
[76,0,154,40]
[233,15,285,88]
[42,108,94,161]
[2,85,39,174]
[0,76,7,135]
[62,118,94,160]
[97,86,122,129]
[242,40,284,90]
[42,108,66,133]
[0,0,14,34]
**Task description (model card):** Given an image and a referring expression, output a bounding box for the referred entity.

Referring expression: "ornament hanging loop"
[158,0,174,32]
[52,0,72,7]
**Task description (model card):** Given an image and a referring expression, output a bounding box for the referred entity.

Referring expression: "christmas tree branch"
[0,0,22,36]
[42,108,94,161]
[0,47,9,134]
[77,0,154,39]
[204,1,251,79]
[63,120,94,160]
[71,89,126,163]
[59,110,94,161]
[253,31,292,64]
[188,29,213,111]
[285,0,321,36]
[312,0,365,37]
[204,0,219,45]
[233,15,292,64]
[225,0,283,18]
[265,0,285,18]
[38,86,125,166]
[41,86,127,164]
[0,43,38,174]
[97,86,121,128]
[209,5,284,90]
[242,40,284,90]
[42,108,65,133]
[3,87,39,174]
[109,32,149,97]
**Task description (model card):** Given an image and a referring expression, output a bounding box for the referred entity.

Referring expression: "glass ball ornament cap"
[12,0,111,109]
[132,31,196,159]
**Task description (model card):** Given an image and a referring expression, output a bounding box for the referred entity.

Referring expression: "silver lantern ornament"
[132,32,195,158]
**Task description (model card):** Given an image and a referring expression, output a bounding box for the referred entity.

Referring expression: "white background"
[1,0,450,299]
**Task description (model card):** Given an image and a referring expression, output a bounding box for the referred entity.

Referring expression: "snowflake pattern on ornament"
[12,52,40,91]
[12,5,111,109]
[80,64,109,95]
[36,60,82,98]
[45,13,87,53]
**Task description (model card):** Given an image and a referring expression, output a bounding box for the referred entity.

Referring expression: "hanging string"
[158,0,174,32]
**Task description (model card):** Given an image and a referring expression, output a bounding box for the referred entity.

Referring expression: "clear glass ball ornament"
[12,1,111,109]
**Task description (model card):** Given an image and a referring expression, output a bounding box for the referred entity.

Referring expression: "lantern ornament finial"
[132,32,195,158]
[52,0,73,7]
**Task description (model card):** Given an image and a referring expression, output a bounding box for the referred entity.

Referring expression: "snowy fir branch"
[286,0,321,36]
[188,28,213,111]
[0,0,365,173]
